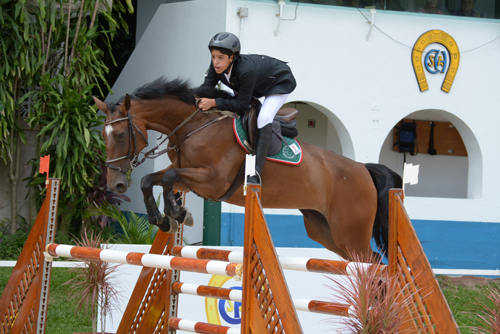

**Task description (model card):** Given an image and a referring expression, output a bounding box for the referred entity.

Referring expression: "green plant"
[0,229,30,260]
[324,251,427,333]
[1,0,133,240]
[27,75,107,239]
[0,0,36,235]
[88,202,159,245]
[0,216,30,260]
[29,77,105,191]
[64,230,122,334]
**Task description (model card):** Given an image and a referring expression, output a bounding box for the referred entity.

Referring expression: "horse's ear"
[93,96,108,113]
[121,94,131,114]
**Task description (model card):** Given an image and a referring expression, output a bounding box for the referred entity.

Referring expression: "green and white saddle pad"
[233,117,302,165]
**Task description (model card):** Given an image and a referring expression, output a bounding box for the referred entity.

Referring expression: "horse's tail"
[364,163,403,258]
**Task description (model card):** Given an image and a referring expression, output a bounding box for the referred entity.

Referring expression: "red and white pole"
[45,244,243,278]
[172,246,385,276]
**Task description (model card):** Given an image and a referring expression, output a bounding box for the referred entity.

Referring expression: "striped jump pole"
[169,318,240,334]
[172,282,353,317]
[172,245,386,277]
[45,244,243,278]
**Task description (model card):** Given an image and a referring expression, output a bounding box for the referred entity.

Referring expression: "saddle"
[241,99,299,155]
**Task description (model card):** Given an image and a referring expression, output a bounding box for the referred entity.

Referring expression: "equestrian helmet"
[208,32,240,57]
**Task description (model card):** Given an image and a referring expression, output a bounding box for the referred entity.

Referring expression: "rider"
[198,32,297,185]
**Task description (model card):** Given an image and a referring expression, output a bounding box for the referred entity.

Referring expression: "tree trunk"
[28,130,43,225]
[80,216,92,236]
[9,160,18,234]
[58,200,76,243]
[8,79,21,235]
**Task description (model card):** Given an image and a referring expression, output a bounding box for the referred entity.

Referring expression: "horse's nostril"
[116,183,126,193]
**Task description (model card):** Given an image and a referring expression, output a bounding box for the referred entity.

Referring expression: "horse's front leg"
[161,168,194,228]
[140,169,179,233]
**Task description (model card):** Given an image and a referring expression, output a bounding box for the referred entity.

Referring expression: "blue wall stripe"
[221,213,322,248]
[220,213,500,271]
[411,219,500,270]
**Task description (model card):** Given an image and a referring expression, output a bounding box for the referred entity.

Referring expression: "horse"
[94,77,402,262]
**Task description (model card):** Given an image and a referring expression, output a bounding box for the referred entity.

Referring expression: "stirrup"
[247,173,261,185]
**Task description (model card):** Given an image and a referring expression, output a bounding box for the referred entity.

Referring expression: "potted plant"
[65,230,122,334]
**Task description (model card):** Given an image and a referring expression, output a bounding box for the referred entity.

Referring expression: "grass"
[0,267,92,334]
[437,275,500,334]
[1,267,499,333]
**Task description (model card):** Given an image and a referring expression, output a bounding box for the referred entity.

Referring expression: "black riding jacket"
[201,54,296,113]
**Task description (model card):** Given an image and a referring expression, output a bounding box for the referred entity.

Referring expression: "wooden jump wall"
[0,179,460,334]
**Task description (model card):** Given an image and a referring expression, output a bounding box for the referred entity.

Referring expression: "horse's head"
[94,95,149,193]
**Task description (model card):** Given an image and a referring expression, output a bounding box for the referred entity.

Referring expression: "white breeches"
[257,94,290,129]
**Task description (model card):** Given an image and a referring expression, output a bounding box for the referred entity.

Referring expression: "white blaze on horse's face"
[105,124,114,137]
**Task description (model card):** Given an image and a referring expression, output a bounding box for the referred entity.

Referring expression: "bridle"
[104,105,212,180]
[104,111,149,180]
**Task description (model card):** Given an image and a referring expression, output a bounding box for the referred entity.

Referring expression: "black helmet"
[208,32,240,57]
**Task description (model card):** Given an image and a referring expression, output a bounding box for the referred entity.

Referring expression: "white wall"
[222,0,500,222]
[108,0,229,244]
[136,0,165,44]
[293,103,329,149]
[110,0,500,237]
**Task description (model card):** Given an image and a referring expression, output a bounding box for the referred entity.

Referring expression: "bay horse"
[94,77,402,261]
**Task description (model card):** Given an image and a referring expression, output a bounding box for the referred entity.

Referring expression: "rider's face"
[211,50,233,74]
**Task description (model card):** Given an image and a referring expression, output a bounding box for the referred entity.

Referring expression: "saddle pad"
[233,118,302,165]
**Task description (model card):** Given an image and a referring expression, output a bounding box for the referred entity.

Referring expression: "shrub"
[0,216,30,260]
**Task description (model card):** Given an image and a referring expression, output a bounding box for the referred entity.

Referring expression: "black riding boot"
[247,123,273,185]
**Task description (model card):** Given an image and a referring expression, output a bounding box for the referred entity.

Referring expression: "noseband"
[104,111,149,180]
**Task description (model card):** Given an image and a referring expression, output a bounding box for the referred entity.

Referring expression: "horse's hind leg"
[300,209,350,260]
[326,200,379,263]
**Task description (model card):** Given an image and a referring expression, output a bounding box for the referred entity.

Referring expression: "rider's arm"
[214,70,256,113]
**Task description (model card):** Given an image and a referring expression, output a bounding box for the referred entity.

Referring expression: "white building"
[108,0,500,274]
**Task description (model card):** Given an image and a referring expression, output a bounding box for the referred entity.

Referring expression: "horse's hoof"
[175,208,194,226]
[181,210,194,227]
[157,216,179,234]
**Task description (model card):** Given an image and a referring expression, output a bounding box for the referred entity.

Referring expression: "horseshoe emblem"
[411,30,460,93]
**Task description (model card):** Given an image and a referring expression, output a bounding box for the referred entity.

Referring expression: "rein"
[105,105,237,178]
[140,106,203,160]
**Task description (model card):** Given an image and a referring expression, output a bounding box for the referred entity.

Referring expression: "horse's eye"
[117,133,126,140]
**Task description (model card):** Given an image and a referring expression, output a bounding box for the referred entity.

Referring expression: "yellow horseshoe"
[205,275,234,325]
[411,30,460,93]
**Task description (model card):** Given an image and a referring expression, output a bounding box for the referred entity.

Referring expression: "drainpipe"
[275,0,286,36]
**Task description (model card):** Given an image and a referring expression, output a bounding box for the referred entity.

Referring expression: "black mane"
[109,77,233,112]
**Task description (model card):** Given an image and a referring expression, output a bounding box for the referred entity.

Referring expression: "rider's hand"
[198,98,216,111]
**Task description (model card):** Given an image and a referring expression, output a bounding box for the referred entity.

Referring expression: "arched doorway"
[379,109,482,199]
[284,101,354,159]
